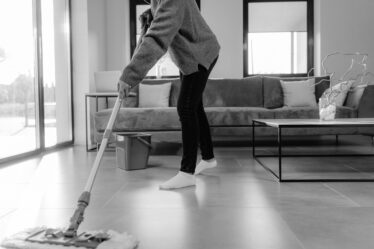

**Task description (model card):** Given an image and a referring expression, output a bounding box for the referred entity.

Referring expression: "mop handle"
[85,96,123,193]
[65,96,124,238]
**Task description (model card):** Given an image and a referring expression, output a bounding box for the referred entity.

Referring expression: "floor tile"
[279,207,374,249]
[324,182,374,207]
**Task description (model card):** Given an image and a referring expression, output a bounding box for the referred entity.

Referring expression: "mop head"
[1,227,139,249]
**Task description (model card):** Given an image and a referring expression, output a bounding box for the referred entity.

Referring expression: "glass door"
[41,0,73,147]
[0,0,39,159]
[0,0,73,162]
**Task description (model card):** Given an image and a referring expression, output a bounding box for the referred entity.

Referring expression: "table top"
[85,92,118,97]
[253,118,374,128]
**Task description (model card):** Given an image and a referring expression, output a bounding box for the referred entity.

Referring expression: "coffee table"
[252,118,374,182]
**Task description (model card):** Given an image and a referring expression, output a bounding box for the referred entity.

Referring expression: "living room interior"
[0,0,374,248]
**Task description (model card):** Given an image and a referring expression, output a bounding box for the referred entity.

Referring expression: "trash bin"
[116,133,152,171]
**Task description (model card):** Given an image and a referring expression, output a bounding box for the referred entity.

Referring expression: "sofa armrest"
[358,85,374,118]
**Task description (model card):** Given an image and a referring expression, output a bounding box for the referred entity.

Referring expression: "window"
[0,0,73,162]
[243,0,314,76]
[130,0,200,78]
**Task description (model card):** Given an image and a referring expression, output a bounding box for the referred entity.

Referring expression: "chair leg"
[335,135,339,145]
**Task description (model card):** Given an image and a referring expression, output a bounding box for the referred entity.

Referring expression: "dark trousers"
[177,58,218,174]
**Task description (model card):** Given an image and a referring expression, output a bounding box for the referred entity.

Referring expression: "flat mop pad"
[1,227,138,249]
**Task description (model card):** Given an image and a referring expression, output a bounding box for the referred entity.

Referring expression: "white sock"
[194,158,217,175]
[159,171,196,190]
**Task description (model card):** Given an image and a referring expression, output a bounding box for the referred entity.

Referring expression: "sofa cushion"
[322,81,353,106]
[203,77,263,107]
[263,75,331,109]
[205,107,273,126]
[271,106,357,119]
[346,86,365,109]
[133,78,180,107]
[263,77,284,109]
[286,75,331,101]
[314,76,331,101]
[95,107,273,132]
[280,79,317,107]
[95,105,357,132]
[139,82,172,107]
[95,108,180,132]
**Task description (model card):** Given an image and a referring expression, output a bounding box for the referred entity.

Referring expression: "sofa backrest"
[203,77,263,107]
[137,75,330,108]
[140,77,264,107]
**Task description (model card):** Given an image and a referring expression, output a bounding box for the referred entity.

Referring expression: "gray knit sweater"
[120,0,220,87]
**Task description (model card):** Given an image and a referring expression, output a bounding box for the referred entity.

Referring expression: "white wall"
[87,0,107,90]
[201,0,243,78]
[314,0,374,75]
[106,0,130,71]
[72,0,90,145]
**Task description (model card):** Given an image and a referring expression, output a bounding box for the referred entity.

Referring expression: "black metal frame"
[243,0,314,77]
[85,93,120,151]
[252,120,374,182]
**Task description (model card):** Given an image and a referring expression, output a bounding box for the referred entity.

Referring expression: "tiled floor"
[1,136,374,249]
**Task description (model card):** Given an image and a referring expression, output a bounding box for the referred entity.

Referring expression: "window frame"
[129,0,200,79]
[243,0,314,77]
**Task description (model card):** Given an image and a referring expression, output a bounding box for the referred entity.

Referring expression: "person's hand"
[117,80,131,99]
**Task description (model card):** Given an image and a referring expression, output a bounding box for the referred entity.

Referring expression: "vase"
[319,98,336,121]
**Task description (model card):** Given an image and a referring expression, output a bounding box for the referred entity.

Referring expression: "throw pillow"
[280,79,317,107]
[263,77,284,109]
[139,82,172,108]
[263,75,330,109]
[345,86,365,109]
[322,81,353,106]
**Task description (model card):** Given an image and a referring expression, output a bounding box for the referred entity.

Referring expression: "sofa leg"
[335,135,339,146]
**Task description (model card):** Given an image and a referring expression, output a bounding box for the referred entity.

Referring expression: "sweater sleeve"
[120,0,185,87]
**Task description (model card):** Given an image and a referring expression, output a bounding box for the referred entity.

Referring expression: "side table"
[85,92,118,151]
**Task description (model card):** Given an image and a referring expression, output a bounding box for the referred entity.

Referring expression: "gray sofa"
[94,76,374,142]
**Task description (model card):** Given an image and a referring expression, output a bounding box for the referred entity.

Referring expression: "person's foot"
[159,171,196,190]
[194,158,217,175]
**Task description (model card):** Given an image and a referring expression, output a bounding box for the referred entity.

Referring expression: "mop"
[1,97,139,249]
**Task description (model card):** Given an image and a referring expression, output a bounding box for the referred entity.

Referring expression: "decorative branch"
[310,52,373,107]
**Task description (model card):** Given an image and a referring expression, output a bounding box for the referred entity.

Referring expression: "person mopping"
[119,0,220,190]
[0,1,219,248]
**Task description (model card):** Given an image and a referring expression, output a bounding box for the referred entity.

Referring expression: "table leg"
[85,96,89,152]
[278,127,283,182]
[252,121,256,158]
